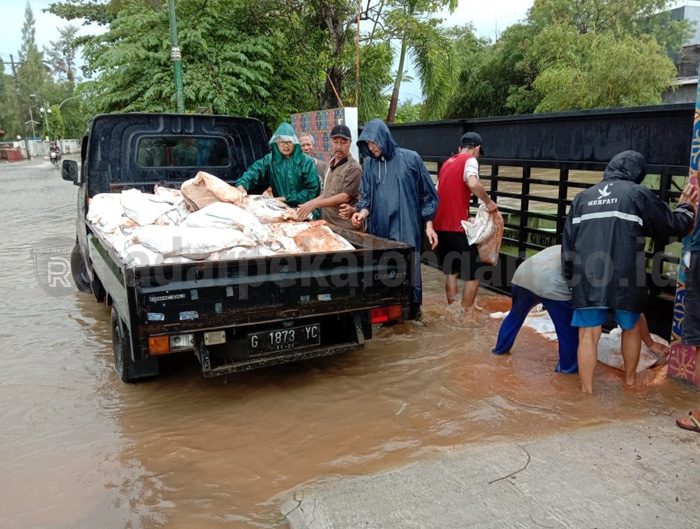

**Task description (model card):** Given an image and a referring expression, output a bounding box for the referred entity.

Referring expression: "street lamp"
[29,94,51,141]
[39,105,51,140]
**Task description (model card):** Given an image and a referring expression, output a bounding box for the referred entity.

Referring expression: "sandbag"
[293,225,355,253]
[242,195,297,224]
[181,172,244,211]
[121,189,177,226]
[183,201,271,242]
[461,204,504,265]
[87,193,130,233]
[132,225,256,260]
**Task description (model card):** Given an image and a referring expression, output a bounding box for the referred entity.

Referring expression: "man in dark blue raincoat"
[341,118,439,318]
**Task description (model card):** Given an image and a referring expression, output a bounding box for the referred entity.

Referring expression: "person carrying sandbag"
[433,132,499,314]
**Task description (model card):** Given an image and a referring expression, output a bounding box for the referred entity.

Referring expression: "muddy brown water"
[1,159,697,528]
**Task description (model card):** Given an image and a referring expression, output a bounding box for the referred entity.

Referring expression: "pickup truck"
[63,113,413,382]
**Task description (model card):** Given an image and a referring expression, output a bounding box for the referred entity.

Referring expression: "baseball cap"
[461,132,485,155]
[330,124,352,140]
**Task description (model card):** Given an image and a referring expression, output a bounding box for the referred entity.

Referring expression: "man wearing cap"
[299,133,329,191]
[433,132,498,312]
[297,125,363,229]
[236,122,319,207]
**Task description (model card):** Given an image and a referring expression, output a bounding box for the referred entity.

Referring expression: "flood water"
[1,159,697,529]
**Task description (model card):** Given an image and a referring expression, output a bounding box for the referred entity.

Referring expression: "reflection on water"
[1,161,696,529]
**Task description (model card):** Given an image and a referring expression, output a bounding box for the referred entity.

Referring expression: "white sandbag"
[121,189,177,226]
[87,193,130,233]
[461,204,503,265]
[132,225,256,260]
[153,184,184,204]
[183,201,271,241]
[209,246,275,261]
[123,243,163,267]
[243,195,297,224]
[597,327,668,372]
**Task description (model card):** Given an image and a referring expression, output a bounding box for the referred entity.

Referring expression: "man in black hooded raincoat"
[562,150,697,393]
[343,119,439,317]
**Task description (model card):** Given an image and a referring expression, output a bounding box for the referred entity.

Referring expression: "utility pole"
[167,0,185,113]
[9,54,31,160]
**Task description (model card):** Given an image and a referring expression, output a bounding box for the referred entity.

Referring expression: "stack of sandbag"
[85,172,357,265]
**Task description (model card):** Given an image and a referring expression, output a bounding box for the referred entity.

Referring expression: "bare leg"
[620,325,642,386]
[578,326,602,394]
[461,279,479,311]
[445,274,458,304]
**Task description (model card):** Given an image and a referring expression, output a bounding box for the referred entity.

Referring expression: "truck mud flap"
[198,312,366,377]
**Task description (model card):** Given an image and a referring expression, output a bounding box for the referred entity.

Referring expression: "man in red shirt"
[434,132,498,312]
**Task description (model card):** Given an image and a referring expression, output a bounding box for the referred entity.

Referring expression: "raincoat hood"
[602,150,646,184]
[269,122,302,160]
[357,119,398,161]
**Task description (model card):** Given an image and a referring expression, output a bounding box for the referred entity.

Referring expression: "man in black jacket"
[563,150,698,393]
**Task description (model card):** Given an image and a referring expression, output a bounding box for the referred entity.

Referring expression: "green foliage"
[395,99,422,123]
[447,0,687,118]
[533,31,676,112]
[80,0,279,119]
[382,0,459,122]
[343,41,394,122]
[45,104,66,139]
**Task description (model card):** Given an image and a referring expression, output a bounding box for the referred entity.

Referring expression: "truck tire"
[111,308,135,383]
[71,243,92,294]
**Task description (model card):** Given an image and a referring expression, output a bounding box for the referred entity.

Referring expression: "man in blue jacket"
[341,118,439,318]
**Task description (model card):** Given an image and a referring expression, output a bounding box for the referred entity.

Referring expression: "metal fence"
[388,103,696,337]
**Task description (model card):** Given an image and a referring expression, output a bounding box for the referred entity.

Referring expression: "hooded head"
[603,150,646,184]
[357,119,398,161]
[269,122,301,159]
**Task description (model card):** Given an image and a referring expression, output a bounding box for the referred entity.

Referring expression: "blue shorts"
[571,308,641,330]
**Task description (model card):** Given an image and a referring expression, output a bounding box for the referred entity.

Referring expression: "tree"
[17,2,50,115]
[532,30,677,112]
[45,104,66,139]
[44,25,80,83]
[447,0,690,118]
[382,0,458,123]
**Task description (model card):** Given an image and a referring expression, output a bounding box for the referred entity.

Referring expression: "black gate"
[388,103,695,338]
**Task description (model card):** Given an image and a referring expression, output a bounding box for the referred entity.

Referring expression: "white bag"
[183,201,271,241]
[132,225,256,260]
[462,204,496,246]
[121,189,177,226]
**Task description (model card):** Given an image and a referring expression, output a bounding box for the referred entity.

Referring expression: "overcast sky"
[0,0,695,104]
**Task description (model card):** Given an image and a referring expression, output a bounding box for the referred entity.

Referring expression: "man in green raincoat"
[236,123,320,207]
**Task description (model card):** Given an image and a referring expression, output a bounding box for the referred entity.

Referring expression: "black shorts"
[435,230,482,280]
[682,251,700,346]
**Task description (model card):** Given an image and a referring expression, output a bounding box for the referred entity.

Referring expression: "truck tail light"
[370,305,403,324]
[148,336,170,355]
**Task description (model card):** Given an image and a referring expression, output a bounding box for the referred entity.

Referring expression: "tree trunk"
[386,38,407,124]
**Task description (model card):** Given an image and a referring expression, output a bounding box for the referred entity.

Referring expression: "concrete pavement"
[283,416,700,529]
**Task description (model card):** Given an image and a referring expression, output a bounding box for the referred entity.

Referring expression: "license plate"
[248,323,320,356]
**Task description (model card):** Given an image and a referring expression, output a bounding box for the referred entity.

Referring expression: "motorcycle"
[50,150,61,168]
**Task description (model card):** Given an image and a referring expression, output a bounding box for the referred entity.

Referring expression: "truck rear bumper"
[200,342,363,377]
[197,312,368,377]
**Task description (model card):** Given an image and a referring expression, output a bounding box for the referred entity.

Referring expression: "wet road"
[1,159,696,528]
